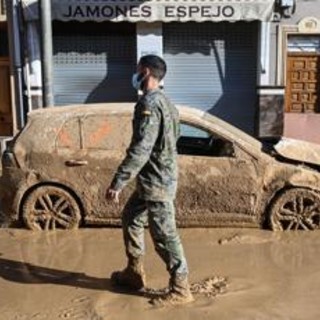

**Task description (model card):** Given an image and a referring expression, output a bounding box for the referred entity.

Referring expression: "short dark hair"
[139,55,167,81]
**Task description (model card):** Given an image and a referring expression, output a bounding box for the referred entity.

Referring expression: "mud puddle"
[0,228,320,320]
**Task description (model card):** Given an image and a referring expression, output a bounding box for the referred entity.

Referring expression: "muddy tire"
[22,185,82,231]
[269,188,320,231]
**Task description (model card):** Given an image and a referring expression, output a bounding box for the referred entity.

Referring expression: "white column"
[26,21,43,109]
[136,22,163,61]
[258,21,271,86]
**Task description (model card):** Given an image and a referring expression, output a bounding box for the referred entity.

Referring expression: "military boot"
[150,274,194,307]
[111,257,146,291]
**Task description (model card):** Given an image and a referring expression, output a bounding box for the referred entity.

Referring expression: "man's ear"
[144,67,151,77]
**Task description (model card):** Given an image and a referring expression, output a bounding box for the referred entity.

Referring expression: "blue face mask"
[132,72,145,90]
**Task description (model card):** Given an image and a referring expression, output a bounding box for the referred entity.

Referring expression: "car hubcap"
[273,193,320,231]
[24,187,81,231]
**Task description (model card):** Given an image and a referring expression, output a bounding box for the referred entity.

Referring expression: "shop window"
[288,36,320,53]
[178,123,235,157]
[56,118,81,149]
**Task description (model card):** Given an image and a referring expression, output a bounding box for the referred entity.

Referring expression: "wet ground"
[0,227,319,320]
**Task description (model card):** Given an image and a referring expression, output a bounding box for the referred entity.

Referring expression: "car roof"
[28,103,262,156]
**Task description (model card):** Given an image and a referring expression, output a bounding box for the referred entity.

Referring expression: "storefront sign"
[22,0,275,22]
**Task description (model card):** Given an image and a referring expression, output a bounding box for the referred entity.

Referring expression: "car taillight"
[1,150,18,168]
[5,139,15,151]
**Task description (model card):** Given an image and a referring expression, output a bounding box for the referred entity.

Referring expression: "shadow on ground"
[0,257,158,298]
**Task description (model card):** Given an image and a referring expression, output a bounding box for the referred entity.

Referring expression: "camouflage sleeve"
[110,103,161,191]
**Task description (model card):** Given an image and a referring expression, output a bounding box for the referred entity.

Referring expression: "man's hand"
[106,187,121,204]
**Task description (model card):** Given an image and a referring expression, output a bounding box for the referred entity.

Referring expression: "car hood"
[274,138,320,166]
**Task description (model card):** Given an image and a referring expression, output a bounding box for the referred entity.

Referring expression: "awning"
[22,0,275,23]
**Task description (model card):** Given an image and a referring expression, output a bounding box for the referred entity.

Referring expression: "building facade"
[275,1,320,143]
[10,0,320,142]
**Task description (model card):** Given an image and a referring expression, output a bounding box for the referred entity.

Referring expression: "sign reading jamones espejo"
[60,4,235,21]
[49,0,275,23]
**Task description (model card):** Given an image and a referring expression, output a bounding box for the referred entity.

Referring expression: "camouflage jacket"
[110,89,180,201]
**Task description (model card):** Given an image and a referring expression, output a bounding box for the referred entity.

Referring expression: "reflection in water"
[19,231,85,277]
[268,232,320,273]
[215,230,320,276]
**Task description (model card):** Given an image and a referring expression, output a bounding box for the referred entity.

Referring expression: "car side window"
[82,115,131,150]
[56,118,81,149]
[178,122,235,157]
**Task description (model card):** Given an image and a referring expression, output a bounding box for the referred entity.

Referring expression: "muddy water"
[0,228,319,320]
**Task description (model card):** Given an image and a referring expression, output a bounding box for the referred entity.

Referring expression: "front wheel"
[21,185,82,231]
[269,188,320,231]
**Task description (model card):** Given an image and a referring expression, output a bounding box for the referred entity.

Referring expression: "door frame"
[277,17,320,86]
[0,56,13,136]
[0,21,16,136]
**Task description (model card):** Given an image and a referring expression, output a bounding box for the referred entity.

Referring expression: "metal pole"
[40,0,54,107]
[6,0,25,129]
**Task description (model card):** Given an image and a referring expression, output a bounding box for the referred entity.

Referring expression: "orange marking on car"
[58,129,72,146]
[89,123,112,145]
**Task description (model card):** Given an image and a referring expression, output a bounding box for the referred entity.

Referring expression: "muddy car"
[1,103,320,231]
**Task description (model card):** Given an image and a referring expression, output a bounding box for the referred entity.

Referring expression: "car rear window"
[82,115,131,150]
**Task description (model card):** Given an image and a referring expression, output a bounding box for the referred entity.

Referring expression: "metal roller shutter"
[53,22,137,106]
[163,22,258,134]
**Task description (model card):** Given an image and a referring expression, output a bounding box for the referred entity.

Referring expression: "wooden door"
[286,54,320,113]
[0,57,12,135]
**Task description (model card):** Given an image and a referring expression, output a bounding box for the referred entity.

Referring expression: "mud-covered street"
[0,227,319,320]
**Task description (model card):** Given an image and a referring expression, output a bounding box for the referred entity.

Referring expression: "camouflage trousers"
[122,192,189,276]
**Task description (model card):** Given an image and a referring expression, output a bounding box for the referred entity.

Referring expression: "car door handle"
[65,159,88,167]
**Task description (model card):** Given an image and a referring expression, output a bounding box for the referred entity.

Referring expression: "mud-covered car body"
[1,103,320,231]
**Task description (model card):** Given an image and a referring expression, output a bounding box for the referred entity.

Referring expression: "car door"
[79,114,135,222]
[55,113,134,223]
[176,122,260,227]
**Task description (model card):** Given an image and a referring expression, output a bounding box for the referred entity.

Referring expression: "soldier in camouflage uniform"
[106,55,194,306]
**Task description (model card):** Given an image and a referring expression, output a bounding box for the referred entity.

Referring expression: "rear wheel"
[22,185,81,231]
[269,188,320,231]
